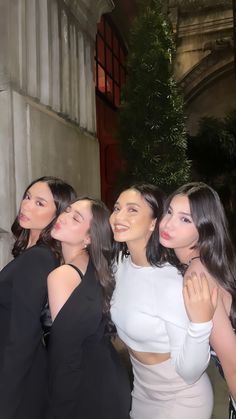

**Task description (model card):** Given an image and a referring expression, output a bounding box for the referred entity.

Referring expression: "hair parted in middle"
[72,196,115,316]
[112,183,167,267]
[163,182,236,328]
[11,176,77,259]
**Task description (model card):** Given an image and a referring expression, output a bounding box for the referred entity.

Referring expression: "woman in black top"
[0,176,76,419]
[47,197,131,419]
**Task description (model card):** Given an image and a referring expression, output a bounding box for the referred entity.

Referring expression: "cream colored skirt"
[130,355,213,419]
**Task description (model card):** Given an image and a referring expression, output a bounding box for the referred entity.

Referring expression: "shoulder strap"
[67,264,84,280]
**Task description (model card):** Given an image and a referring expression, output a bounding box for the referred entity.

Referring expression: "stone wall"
[0,0,114,267]
[168,0,236,134]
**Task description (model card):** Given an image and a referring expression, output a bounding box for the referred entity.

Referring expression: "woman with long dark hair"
[0,176,76,419]
[47,197,131,419]
[110,183,216,419]
[159,181,236,419]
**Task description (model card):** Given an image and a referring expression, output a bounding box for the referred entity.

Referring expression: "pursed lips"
[160,230,171,240]
[19,212,30,221]
[53,222,61,231]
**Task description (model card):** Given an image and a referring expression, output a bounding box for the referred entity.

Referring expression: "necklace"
[188,255,200,265]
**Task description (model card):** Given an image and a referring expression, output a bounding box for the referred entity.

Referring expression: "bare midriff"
[129,348,171,365]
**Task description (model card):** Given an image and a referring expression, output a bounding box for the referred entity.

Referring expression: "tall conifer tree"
[118,0,190,190]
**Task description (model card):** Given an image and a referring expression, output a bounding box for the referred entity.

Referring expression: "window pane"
[106,75,113,101]
[97,35,105,66]
[114,57,119,83]
[113,36,119,57]
[106,47,113,75]
[98,65,106,93]
[106,21,112,48]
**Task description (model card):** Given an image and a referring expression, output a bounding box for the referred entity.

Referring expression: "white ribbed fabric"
[111,255,212,384]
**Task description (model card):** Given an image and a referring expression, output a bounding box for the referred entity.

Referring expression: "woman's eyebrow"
[35,196,48,203]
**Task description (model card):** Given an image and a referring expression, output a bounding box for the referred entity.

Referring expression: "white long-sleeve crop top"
[110,255,213,384]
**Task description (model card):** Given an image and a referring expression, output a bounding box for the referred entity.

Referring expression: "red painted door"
[95,15,127,208]
[96,95,122,209]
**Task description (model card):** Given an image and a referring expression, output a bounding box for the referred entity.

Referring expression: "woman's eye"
[128,207,138,213]
[36,201,44,207]
[181,217,191,223]
[167,208,172,215]
[113,206,120,212]
[73,214,83,223]
[24,193,30,200]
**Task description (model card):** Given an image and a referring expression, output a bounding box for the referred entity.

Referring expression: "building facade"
[0,0,235,266]
[0,0,114,266]
[168,0,236,134]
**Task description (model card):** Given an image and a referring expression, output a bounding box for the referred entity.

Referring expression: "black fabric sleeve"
[0,246,58,418]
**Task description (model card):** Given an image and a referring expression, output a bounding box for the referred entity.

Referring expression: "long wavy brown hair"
[71,197,115,317]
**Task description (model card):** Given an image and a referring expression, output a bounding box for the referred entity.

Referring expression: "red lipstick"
[53,222,61,231]
[19,213,30,222]
[160,231,171,240]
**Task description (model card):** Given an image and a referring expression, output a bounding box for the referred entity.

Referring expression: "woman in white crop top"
[159,182,236,419]
[110,183,217,419]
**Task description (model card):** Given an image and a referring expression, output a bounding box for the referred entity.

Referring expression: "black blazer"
[0,245,58,419]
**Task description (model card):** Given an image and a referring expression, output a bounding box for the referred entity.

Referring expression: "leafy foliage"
[117,0,190,191]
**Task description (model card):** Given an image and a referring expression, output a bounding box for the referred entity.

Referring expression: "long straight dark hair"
[112,183,167,266]
[73,197,115,315]
[165,182,236,328]
[11,176,76,259]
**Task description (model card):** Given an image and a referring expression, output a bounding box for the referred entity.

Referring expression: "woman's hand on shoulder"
[183,271,218,323]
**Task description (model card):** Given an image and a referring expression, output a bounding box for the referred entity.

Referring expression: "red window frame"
[95,15,127,108]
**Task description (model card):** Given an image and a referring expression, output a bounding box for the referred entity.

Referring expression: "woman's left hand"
[183,272,218,323]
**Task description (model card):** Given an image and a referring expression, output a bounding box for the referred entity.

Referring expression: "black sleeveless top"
[46,259,131,419]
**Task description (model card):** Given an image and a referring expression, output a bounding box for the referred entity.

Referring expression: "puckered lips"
[19,212,30,222]
[160,230,171,240]
[53,222,61,231]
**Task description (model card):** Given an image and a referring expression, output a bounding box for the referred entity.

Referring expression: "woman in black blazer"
[47,197,131,419]
[0,176,75,419]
